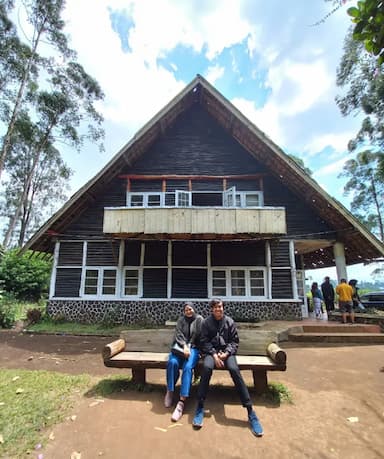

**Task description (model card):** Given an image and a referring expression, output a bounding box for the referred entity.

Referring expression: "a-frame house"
[23,75,384,324]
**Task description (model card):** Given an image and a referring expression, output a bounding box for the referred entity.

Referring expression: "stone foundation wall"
[46,299,303,325]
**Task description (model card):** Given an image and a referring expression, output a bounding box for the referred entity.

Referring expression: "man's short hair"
[209,298,223,308]
[340,278,346,283]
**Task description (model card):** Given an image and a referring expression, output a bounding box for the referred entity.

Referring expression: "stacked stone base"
[46,299,303,325]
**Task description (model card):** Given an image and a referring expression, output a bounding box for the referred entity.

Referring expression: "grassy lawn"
[0,369,91,458]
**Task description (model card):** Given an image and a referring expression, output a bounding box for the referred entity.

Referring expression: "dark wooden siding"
[211,242,265,266]
[172,268,208,298]
[55,268,81,297]
[270,241,290,267]
[272,269,293,298]
[264,177,334,239]
[123,105,267,176]
[172,242,207,266]
[144,241,168,266]
[86,241,120,266]
[142,268,167,297]
[58,242,83,265]
[124,241,141,265]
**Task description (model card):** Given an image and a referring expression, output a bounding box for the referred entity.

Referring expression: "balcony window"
[126,188,263,208]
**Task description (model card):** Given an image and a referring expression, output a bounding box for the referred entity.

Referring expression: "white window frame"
[122,267,142,297]
[210,267,267,299]
[127,192,163,207]
[175,190,192,207]
[82,267,118,297]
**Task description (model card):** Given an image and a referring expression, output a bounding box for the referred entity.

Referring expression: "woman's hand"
[183,344,191,358]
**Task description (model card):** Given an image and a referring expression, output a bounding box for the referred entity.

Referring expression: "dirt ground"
[0,330,383,459]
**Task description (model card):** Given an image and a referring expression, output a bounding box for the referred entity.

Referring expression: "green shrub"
[0,297,17,328]
[0,249,52,301]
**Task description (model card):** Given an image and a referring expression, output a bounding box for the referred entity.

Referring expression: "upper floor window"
[126,187,263,208]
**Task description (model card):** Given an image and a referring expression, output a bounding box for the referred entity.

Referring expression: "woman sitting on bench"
[164,302,203,422]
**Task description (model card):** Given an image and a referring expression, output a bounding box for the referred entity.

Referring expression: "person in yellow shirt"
[335,278,355,324]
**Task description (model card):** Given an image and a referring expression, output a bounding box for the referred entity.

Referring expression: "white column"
[289,240,298,299]
[334,242,347,282]
[266,241,272,299]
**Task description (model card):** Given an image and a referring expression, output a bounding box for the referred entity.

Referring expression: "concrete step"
[288,332,384,344]
[301,324,381,334]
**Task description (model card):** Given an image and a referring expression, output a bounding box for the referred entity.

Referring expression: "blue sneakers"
[249,411,263,437]
[192,406,204,428]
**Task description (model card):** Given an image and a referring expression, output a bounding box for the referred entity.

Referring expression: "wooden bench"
[102,328,287,394]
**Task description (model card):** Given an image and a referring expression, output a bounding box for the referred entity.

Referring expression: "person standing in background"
[311,282,324,319]
[321,276,335,315]
[336,279,355,324]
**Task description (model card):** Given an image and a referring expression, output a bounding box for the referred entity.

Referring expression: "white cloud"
[204,65,225,85]
[316,157,348,177]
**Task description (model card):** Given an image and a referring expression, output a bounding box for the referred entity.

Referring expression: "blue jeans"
[166,347,200,397]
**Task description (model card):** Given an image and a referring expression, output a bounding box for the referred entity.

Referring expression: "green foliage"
[0,249,51,301]
[338,150,384,241]
[348,0,384,65]
[0,297,17,328]
[0,369,90,458]
[263,381,293,404]
[336,34,384,151]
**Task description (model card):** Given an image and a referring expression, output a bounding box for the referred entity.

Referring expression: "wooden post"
[131,368,146,385]
[252,369,268,394]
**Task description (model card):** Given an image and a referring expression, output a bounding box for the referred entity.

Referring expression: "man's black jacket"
[200,314,239,356]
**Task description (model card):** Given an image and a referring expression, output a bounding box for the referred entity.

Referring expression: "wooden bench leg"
[131,368,146,385]
[252,369,268,394]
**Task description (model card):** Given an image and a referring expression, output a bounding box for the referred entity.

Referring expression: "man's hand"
[213,353,225,368]
[218,351,229,361]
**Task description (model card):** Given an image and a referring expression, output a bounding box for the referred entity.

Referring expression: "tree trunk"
[0,19,46,181]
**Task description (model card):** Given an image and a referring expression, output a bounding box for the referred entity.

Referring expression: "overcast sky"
[55,1,377,282]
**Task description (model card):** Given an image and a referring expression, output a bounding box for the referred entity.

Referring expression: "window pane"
[231,270,245,296]
[102,269,116,295]
[212,270,226,296]
[125,269,139,295]
[85,269,98,295]
[148,194,161,206]
[250,270,264,296]
[130,195,143,207]
[245,193,260,206]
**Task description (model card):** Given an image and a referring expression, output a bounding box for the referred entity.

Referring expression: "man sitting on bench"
[192,298,264,437]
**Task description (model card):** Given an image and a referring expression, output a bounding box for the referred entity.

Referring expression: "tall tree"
[336,33,384,152]
[0,0,76,181]
[0,112,72,247]
[1,59,104,248]
[338,150,384,241]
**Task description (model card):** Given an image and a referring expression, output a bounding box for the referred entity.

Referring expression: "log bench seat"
[102,328,287,394]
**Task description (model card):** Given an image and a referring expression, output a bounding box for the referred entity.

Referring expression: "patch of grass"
[27,318,164,336]
[263,381,293,404]
[0,369,90,458]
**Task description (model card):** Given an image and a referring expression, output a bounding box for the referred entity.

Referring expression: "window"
[83,268,117,296]
[223,187,263,207]
[175,190,191,207]
[127,192,162,207]
[211,268,266,298]
[124,269,139,296]
[212,270,226,296]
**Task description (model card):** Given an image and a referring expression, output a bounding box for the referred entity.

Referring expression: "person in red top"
[336,278,355,324]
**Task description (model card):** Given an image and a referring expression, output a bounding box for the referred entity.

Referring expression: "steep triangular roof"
[23,74,384,268]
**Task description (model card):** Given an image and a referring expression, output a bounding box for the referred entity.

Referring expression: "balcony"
[103,207,286,238]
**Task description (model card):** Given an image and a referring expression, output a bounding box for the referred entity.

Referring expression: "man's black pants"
[197,354,252,408]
